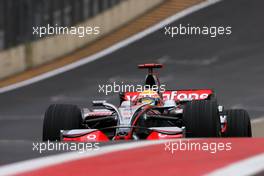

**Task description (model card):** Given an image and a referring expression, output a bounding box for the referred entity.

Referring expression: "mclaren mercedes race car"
[43,64,252,142]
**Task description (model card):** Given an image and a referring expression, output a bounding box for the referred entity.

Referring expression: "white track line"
[251,117,264,124]
[0,140,168,176]
[0,0,221,94]
[207,153,264,176]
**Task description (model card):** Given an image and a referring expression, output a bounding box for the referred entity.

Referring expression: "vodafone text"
[126,91,209,101]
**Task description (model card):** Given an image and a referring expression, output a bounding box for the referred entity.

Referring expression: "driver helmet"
[136,90,162,106]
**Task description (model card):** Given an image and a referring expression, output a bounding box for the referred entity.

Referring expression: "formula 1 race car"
[42,64,252,142]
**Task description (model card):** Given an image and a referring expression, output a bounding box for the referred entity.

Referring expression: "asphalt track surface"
[0,0,264,166]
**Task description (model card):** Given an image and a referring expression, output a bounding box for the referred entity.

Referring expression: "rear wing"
[121,89,214,102]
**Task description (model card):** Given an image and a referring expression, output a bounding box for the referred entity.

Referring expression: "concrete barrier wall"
[0,0,164,79]
[0,45,26,79]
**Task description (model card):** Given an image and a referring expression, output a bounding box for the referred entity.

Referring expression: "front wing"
[61,127,185,142]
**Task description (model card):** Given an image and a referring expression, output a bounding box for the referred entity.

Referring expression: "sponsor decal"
[124,90,212,101]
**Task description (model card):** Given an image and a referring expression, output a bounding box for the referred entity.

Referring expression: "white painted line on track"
[251,117,264,137]
[251,117,264,124]
[0,0,222,94]
[207,153,264,176]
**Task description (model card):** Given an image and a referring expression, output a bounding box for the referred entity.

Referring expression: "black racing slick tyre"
[224,109,252,137]
[183,100,220,137]
[43,104,82,141]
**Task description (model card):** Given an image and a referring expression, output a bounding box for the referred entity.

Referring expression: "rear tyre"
[183,100,220,137]
[224,109,252,137]
[43,104,82,141]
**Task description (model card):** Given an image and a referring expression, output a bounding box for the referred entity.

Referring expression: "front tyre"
[42,104,82,141]
[183,100,220,137]
[224,109,252,137]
